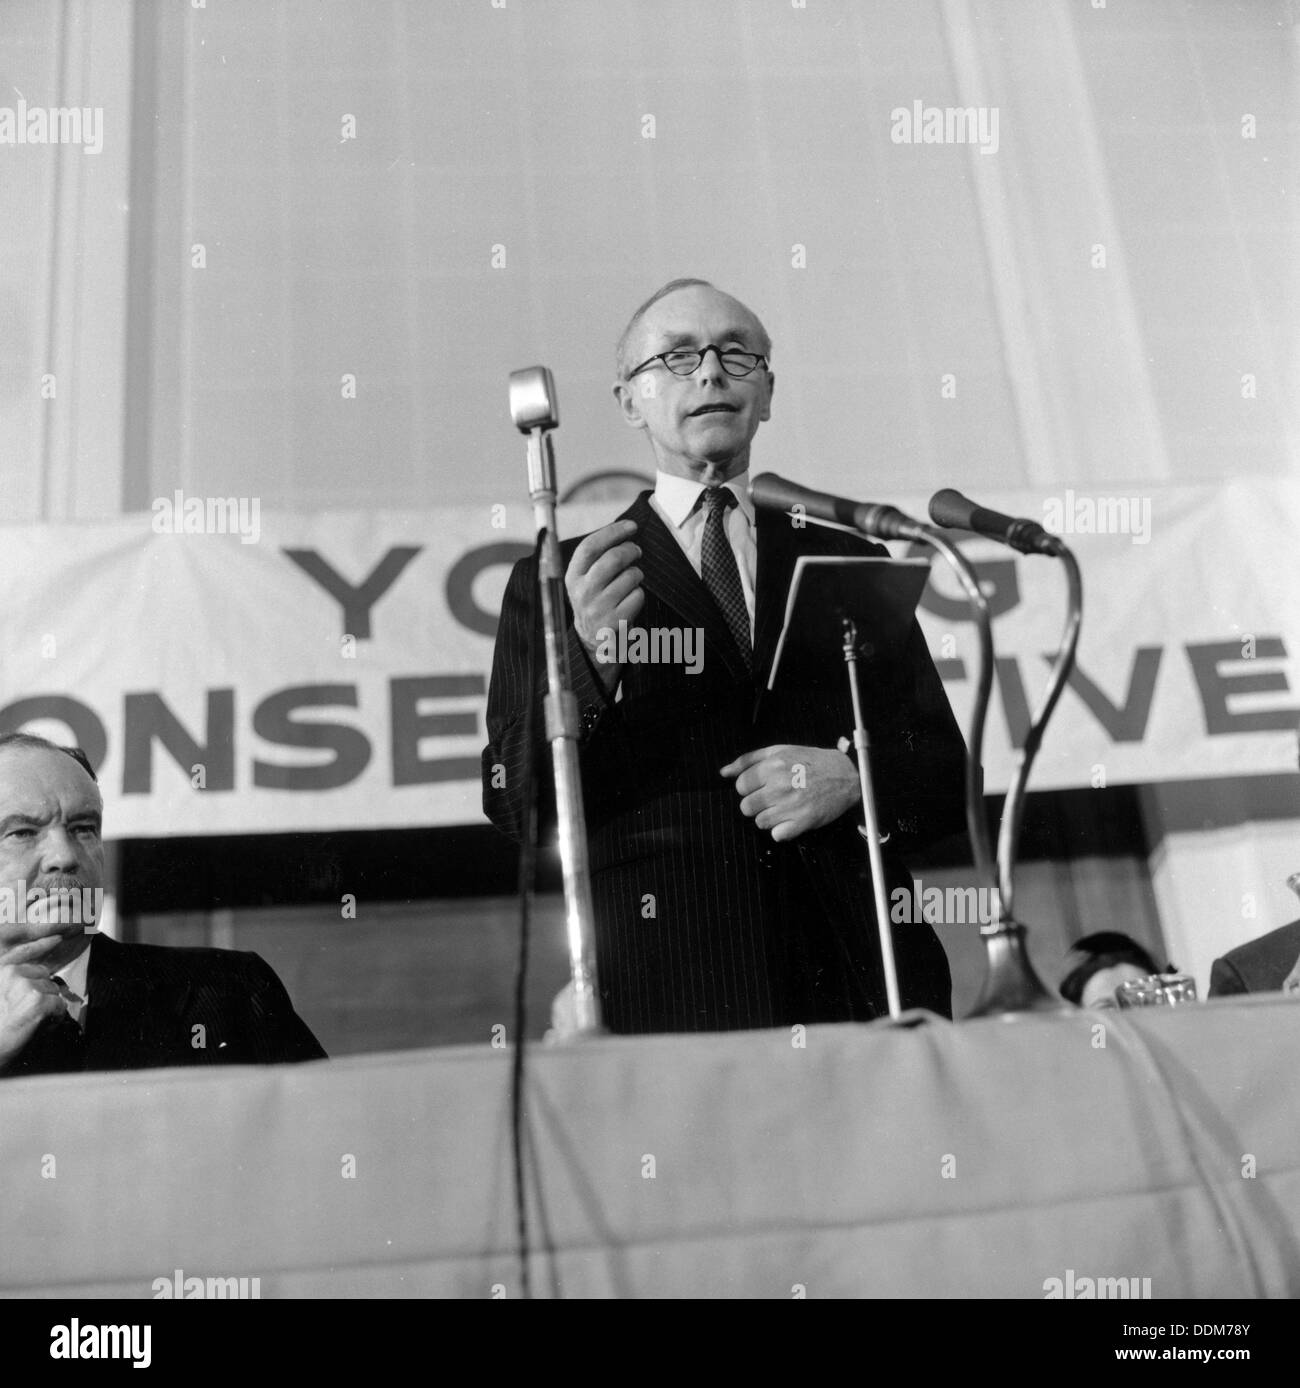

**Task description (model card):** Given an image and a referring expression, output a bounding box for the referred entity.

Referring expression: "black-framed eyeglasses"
[627,344,769,380]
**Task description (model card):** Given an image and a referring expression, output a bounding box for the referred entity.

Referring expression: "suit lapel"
[619,492,751,684]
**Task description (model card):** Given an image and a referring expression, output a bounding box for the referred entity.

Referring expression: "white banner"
[1,480,1296,838]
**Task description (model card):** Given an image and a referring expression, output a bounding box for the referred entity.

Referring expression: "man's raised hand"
[0,936,68,1071]
[564,519,644,689]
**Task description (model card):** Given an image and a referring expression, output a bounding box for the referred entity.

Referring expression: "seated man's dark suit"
[2,933,326,1077]
[482,488,967,1033]
[1208,919,1300,997]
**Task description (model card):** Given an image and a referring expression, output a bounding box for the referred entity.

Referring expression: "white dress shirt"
[51,936,92,1026]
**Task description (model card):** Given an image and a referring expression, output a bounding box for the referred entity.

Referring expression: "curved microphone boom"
[929,486,1083,1016]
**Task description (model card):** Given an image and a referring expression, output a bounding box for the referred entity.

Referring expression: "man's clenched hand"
[0,936,68,1071]
[721,744,861,842]
[564,519,644,692]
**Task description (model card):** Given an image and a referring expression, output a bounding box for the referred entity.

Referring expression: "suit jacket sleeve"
[241,953,328,1062]
[859,614,969,852]
[481,545,619,844]
[1207,955,1248,998]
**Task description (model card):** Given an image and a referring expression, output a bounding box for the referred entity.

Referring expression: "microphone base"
[965,919,1069,1019]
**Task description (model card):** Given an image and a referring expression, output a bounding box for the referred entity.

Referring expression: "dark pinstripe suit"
[482,490,966,1033]
[2,934,326,1076]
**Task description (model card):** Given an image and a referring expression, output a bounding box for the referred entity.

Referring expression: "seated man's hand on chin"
[721,744,861,843]
[0,935,69,1072]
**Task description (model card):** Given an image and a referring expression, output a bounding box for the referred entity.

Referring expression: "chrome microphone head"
[508,366,559,432]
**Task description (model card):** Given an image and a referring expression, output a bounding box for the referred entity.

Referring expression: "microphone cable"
[510,531,544,1300]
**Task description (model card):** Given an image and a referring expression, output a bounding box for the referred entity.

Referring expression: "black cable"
[510,531,544,1300]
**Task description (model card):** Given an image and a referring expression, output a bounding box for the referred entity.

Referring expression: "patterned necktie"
[699,486,752,670]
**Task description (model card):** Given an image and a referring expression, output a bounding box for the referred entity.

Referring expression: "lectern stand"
[766,555,932,1020]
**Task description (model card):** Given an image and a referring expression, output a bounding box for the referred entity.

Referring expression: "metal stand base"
[965,919,1067,1018]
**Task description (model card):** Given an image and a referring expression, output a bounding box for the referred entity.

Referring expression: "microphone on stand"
[751,469,997,894]
[928,488,1064,557]
[506,365,603,1039]
[928,485,1082,1016]
[749,472,929,544]
[507,365,559,432]
[509,366,560,531]
[750,470,1008,1014]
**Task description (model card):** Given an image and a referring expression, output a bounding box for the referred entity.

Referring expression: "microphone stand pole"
[521,423,604,1038]
[912,525,1063,1017]
[841,617,903,1017]
[926,490,1085,1015]
[826,519,1000,1017]
[963,545,1080,1017]
[852,521,1061,1016]
[912,527,998,896]
[997,545,1082,917]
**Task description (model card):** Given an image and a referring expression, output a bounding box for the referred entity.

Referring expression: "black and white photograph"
[0,0,1297,1353]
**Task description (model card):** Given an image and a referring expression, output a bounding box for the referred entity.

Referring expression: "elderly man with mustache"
[0,732,324,1076]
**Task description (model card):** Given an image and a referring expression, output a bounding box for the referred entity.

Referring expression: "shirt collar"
[53,934,94,1000]
[653,470,754,530]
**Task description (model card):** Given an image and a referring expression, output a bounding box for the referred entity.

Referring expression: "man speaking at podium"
[483,279,966,1034]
